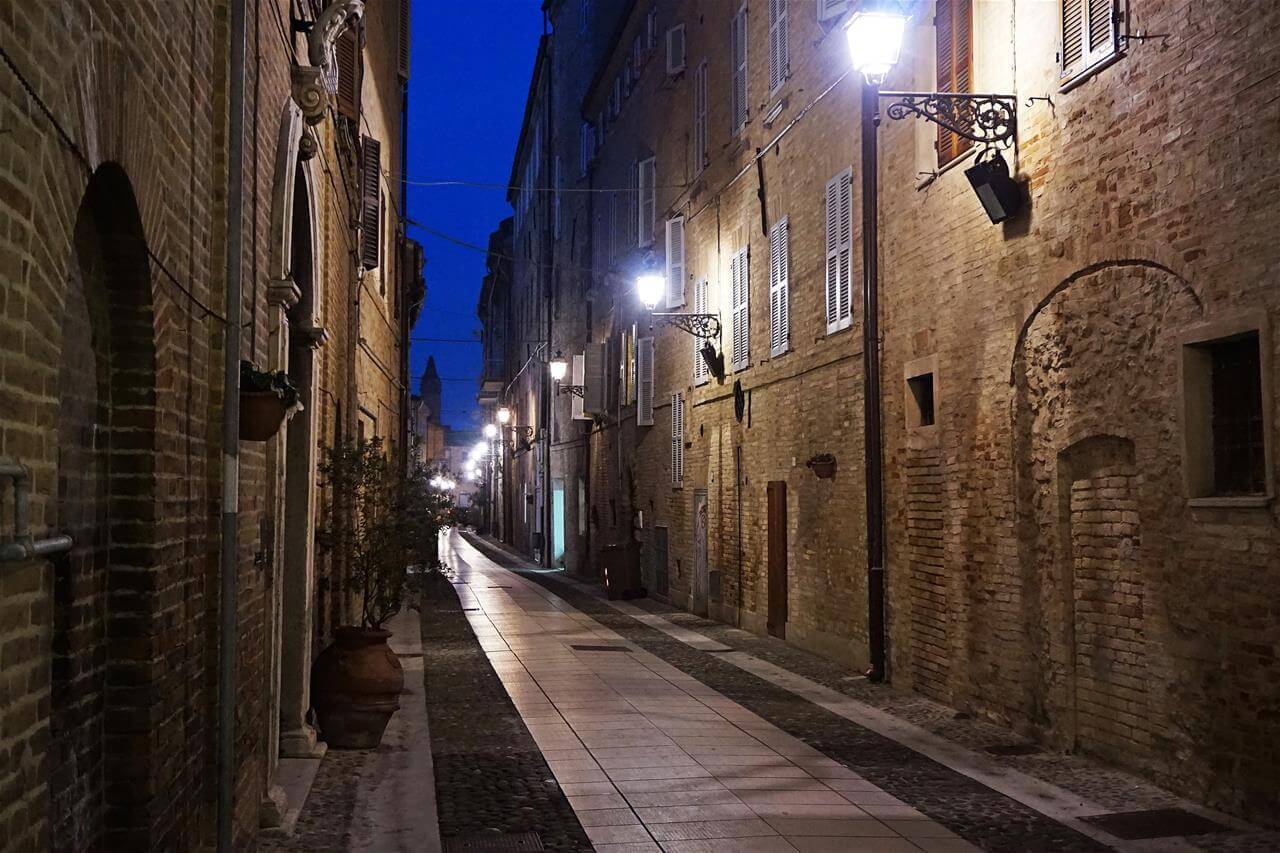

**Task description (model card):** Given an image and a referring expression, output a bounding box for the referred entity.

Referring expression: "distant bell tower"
[419,356,443,425]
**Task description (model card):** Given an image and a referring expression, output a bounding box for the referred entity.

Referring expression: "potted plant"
[311,438,456,748]
[239,360,301,441]
[806,453,837,479]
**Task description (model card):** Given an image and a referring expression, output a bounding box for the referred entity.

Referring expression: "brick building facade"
[485,0,1279,827]
[0,0,415,849]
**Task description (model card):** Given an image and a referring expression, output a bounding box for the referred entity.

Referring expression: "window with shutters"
[824,168,852,333]
[730,5,749,133]
[1060,0,1120,87]
[633,36,644,78]
[693,61,709,174]
[637,337,655,426]
[553,155,562,240]
[665,217,686,308]
[397,0,410,81]
[731,247,750,371]
[335,25,362,123]
[583,342,606,415]
[817,0,850,23]
[648,8,659,51]
[580,122,594,176]
[671,392,685,488]
[768,217,789,357]
[638,158,656,247]
[360,136,381,271]
[768,0,789,94]
[571,354,587,420]
[935,0,973,166]
[667,25,687,76]
[693,278,711,384]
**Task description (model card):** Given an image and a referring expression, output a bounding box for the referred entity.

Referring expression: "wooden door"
[767,481,788,639]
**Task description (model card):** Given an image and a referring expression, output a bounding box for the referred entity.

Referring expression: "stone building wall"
[495,0,1280,828]
[0,0,407,848]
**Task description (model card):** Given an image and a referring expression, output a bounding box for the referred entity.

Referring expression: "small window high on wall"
[1183,327,1271,501]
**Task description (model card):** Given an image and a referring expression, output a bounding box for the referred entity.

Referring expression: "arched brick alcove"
[51,163,158,851]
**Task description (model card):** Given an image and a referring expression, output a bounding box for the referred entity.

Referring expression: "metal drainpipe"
[860,79,887,683]
[216,0,247,848]
[0,460,72,563]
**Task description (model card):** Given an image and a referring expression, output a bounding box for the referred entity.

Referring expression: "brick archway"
[51,163,158,851]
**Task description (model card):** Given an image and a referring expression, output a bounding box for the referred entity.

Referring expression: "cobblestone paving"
[462,533,1277,853]
[421,570,593,852]
[259,750,365,851]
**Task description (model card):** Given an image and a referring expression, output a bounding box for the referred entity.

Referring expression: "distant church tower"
[419,356,443,425]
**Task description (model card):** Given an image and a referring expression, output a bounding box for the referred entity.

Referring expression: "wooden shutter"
[935,0,973,165]
[824,169,852,333]
[397,0,410,80]
[817,0,850,22]
[694,61,708,172]
[666,25,686,75]
[769,0,788,93]
[335,26,361,120]
[360,136,381,270]
[671,392,685,487]
[693,278,710,383]
[731,247,749,370]
[638,158,656,246]
[769,217,789,356]
[583,342,606,415]
[572,354,587,420]
[1061,0,1118,82]
[637,337,655,426]
[665,216,686,308]
[730,6,748,132]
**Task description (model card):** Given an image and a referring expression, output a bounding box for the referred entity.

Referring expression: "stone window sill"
[1187,495,1272,509]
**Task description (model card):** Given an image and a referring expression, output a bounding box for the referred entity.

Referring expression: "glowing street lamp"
[636,273,665,312]
[548,351,569,382]
[843,11,906,82]
[483,423,498,439]
[496,406,512,425]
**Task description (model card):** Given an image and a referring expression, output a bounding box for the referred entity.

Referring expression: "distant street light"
[548,351,568,382]
[483,423,498,439]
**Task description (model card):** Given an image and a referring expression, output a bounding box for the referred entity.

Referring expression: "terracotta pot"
[239,391,288,441]
[311,626,404,749]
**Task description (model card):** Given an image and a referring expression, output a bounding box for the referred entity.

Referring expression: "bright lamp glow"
[483,423,498,439]
[496,406,512,425]
[844,12,906,81]
[472,441,488,458]
[548,351,568,382]
[636,273,665,311]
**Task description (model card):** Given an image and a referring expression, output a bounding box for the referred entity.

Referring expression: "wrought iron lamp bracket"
[651,313,722,340]
[558,385,585,398]
[879,91,1017,148]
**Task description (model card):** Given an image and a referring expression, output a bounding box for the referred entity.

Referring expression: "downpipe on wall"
[217,0,247,848]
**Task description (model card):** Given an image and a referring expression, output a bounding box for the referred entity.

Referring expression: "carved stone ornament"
[290,66,327,126]
[308,1,365,95]
[298,126,319,161]
[267,278,302,309]
[295,326,331,350]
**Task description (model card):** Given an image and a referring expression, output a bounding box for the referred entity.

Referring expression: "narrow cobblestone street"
[423,531,1275,853]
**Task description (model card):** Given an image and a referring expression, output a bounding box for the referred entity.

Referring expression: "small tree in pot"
[311,437,455,748]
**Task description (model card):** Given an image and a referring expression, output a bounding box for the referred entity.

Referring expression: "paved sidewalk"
[448,532,1000,852]
[454,532,1278,853]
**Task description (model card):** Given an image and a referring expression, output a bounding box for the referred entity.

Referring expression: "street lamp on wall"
[635,273,722,340]
[496,406,512,425]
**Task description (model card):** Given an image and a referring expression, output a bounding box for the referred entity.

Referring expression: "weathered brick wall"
[0,0,404,848]
[874,0,1280,824]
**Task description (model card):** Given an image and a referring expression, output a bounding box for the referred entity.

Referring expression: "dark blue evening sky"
[406,0,544,431]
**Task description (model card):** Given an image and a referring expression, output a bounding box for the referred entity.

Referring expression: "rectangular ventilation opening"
[907,372,936,428]
[1081,808,1230,840]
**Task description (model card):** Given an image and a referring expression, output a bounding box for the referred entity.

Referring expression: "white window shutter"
[637,337,655,426]
[730,5,749,132]
[638,158,656,246]
[768,0,788,93]
[583,342,606,414]
[693,278,710,384]
[824,168,852,333]
[769,217,789,356]
[666,25,686,75]
[1061,0,1118,80]
[694,61,708,173]
[665,216,686,308]
[731,247,749,370]
[671,392,685,487]
[817,0,851,22]
[571,354,587,420]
